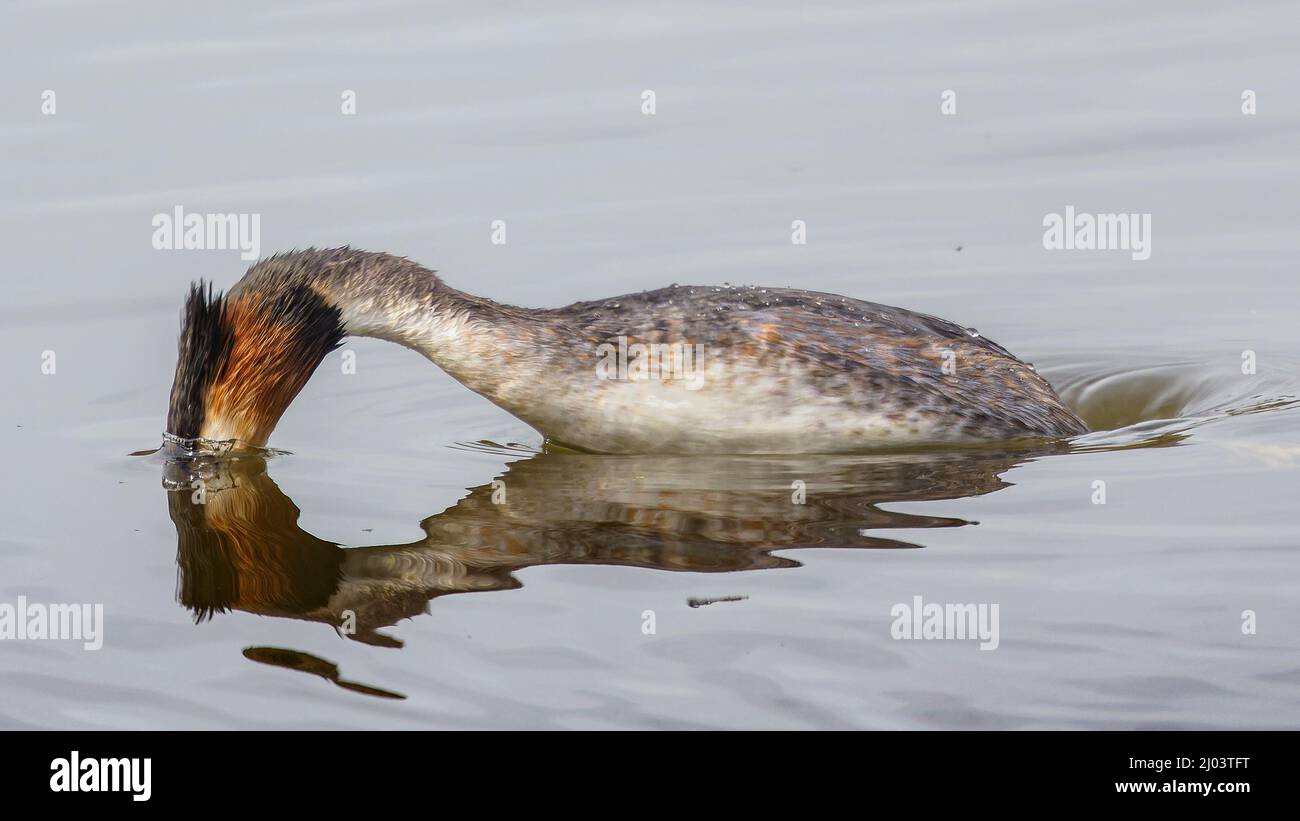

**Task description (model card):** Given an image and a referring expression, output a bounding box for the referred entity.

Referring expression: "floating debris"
[687,595,750,608]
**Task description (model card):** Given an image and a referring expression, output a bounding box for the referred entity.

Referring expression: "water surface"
[2,0,1299,729]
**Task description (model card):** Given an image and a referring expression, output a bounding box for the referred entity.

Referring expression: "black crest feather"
[166,281,232,439]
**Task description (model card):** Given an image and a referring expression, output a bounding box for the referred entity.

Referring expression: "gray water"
[2,0,1299,729]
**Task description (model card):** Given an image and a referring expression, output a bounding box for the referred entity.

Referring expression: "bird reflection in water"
[164,444,1054,696]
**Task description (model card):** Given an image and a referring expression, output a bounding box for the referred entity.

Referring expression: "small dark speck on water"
[688,595,750,608]
[361,528,372,532]
[955,245,963,251]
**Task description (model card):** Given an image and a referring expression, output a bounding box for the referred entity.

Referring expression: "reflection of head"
[167,445,1052,644]
[170,457,344,623]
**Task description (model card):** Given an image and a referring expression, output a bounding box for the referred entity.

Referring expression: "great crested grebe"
[165,247,1087,454]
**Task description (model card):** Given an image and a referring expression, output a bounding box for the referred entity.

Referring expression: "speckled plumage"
[538,284,1088,449]
[169,247,1087,453]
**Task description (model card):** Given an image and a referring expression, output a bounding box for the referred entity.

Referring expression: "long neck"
[291,250,558,406]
